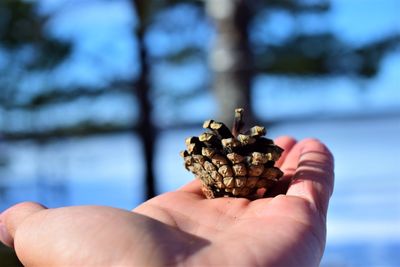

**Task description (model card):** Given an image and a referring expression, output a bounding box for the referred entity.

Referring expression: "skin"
[0,137,334,267]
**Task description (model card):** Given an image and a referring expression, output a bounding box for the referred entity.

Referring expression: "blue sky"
[331,0,400,45]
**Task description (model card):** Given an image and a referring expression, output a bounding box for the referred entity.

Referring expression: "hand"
[0,137,334,267]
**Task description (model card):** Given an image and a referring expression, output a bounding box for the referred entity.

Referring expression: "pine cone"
[180,108,284,199]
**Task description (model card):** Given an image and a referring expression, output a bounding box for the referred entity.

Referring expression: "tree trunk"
[132,0,156,199]
[205,0,255,126]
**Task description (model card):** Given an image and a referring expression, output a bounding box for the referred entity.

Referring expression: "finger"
[177,179,203,196]
[273,136,297,168]
[266,137,300,196]
[286,139,334,216]
[0,216,13,247]
[0,202,46,247]
[280,138,307,177]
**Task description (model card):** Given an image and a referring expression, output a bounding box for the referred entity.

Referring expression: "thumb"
[0,202,46,247]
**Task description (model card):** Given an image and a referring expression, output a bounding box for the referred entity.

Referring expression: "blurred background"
[0,0,399,266]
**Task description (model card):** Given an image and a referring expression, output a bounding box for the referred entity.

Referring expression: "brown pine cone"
[180,108,284,199]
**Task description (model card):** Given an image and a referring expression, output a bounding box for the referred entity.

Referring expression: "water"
[1,116,399,266]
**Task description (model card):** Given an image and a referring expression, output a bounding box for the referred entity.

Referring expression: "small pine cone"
[181,108,284,199]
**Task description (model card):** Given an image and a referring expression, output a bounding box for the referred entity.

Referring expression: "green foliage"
[0,1,71,69]
[148,0,399,78]
[134,0,203,28]
[354,35,400,77]
[247,1,400,77]
[255,33,400,76]
[3,120,133,141]
[0,1,39,47]
[19,83,130,109]
[259,0,330,13]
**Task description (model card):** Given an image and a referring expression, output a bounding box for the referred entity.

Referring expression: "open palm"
[0,137,334,267]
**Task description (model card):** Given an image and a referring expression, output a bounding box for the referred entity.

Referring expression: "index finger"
[286,139,334,216]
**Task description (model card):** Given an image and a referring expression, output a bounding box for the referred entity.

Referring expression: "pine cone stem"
[232,108,244,138]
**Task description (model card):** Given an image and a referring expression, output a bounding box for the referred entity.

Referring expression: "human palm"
[0,137,334,267]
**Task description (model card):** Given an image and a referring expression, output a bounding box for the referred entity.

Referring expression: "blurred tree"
[0,1,71,108]
[131,0,157,198]
[205,0,255,125]
[2,0,398,134]
[0,0,71,138]
[205,0,399,123]
[0,1,137,141]
[0,0,72,201]
[0,0,399,201]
